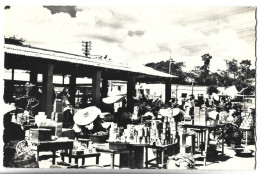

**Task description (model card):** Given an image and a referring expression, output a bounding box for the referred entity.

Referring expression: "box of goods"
[54,112,64,122]
[109,142,129,150]
[29,128,52,141]
[180,145,192,154]
[62,128,75,139]
[72,150,84,155]
[55,122,63,137]
[39,126,56,136]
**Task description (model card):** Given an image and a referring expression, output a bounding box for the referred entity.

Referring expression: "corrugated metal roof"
[4,44,177,78]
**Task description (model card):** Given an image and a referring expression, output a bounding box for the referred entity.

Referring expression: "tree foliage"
[145,60,187,84]
[207,85,219,95]
[144,54,255,95]
[5,36,25,45]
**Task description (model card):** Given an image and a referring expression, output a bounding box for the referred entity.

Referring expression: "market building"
[2,43,256,170]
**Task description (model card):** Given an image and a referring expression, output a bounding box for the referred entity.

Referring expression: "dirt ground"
[35,143,256,171]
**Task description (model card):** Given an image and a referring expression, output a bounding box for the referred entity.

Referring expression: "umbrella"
[2,103,16,115]
[73,106,101,126]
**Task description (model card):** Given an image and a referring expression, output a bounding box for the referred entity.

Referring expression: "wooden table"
[95,146,131,169]
[60,152,100,166]
[145,143,178,169]
[181,124,225,166]
[28,138,74,165]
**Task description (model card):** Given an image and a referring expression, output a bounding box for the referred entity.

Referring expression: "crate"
[29,128,52,141]
[39,126,56,136]
[109,142,129,150]
[72,150,84,155]
[62,128,75,139]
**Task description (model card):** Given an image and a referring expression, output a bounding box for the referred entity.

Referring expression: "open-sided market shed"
[3,43,177,118]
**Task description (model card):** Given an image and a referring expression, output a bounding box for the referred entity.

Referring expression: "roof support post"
[69,74,76,107]
[165,78,172,105]
[127,75,137,113]
[101,78,108,98]
[41,64,54,118]
[30,70,38,84]
[92,69,101,107]
[11,68,14,81]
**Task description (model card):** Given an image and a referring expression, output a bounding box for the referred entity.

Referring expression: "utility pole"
[169,50,172,74]
[82,41,92,57]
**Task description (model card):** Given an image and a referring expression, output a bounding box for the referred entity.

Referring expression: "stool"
[60,152,100,166]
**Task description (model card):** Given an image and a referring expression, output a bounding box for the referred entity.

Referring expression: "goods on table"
[150,117,177,145]
[108,116,178,146]
[108,124,150,144]
[62,128,75,139]
[29,128,52,141]
[89,132,109,143]
[194,107,207,126]
[240,112,254,129]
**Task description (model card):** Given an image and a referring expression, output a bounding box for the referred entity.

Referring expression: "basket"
[234,148,254,157]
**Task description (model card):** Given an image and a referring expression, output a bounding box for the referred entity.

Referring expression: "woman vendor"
[16,82,40,116]
[72,106,107,139]
[57,87,74,128]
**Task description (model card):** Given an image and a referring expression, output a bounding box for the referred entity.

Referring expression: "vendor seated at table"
[72,106,107,139]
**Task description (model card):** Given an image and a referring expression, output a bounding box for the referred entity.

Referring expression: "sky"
[3,4,257,73]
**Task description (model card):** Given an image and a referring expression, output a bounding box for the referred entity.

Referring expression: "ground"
[36,143,256,170]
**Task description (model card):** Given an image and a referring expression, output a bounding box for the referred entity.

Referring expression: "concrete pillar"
[127,75,137,113]
[92,69,102,107]
[69,74,76,107]
[41,64,54,118]
[11,68,14,81]
[101,78,108,98]
[30,70,38,84]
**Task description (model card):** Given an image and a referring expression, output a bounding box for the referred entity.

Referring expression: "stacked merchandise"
[109,123,120,141]
[108,116,178,146]
[240,112,254,129]
[150,117,177,146]
[194,107,207,126]
[109,124,150,144]
[240,112,255,143]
